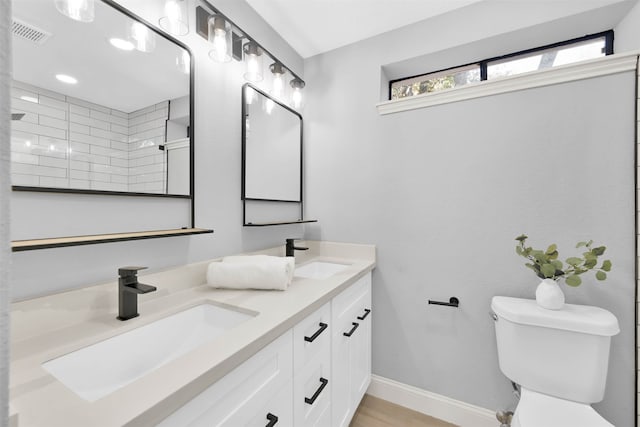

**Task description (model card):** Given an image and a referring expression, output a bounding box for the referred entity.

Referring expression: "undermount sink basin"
[294,261,350,280]
[42,303,254,401]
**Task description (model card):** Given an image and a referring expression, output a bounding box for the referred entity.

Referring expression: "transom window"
[389,31,613,101]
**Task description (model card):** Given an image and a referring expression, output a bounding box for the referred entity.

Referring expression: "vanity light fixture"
[243,41,263,82]
[109,37,135,51]
[54,0,95,23]
[196,3,306,101]
[130,22,156,53]
[159,0,189,36]
[290,78,305,109]
[55,74,78,84]
[208,15,232,63]
[269,62,286,100]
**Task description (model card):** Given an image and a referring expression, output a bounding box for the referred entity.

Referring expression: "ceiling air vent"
[12,18,51,44]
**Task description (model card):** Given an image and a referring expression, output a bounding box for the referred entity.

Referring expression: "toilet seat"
[513,388,613,427]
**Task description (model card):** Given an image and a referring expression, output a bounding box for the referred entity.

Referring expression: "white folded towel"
[207,256,295,290]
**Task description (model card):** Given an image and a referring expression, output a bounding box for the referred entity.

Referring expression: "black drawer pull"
[304,377,329,405]
[357,308,371,320]
[304,322,328,342]
[266,413,278,426]
[343,322,359,337]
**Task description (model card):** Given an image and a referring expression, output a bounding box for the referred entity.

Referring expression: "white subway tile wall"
[637,63,639,427]
[10,81,169,193]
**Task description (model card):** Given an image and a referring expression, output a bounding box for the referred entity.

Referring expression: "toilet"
[491,296,619,427]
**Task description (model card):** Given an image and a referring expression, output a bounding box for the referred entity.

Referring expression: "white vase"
[535,279,565,310]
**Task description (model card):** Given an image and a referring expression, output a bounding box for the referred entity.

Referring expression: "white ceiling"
[244,0,485,58]
[245,0,634,59]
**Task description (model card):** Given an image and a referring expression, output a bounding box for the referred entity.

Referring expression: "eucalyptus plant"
[515,234,612,287]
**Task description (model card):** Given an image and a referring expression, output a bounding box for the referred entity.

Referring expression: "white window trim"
[376,52,639,116]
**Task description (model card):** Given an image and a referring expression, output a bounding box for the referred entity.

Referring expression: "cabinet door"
[157,331,293,427]
[331,273,372,427]
[351,283,372,405]
[247,379,293,427]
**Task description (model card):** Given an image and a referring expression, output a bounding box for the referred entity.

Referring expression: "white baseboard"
[366,375,497,427]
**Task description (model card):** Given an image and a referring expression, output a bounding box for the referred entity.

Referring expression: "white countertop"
[9,241,376,427]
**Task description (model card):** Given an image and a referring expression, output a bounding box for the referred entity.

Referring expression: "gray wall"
[303,20,636,427]
[9,0,306,300]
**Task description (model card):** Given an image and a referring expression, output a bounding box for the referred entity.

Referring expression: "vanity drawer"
[158,330,293,427]
[293,302,331,371]
[293,352,332,427]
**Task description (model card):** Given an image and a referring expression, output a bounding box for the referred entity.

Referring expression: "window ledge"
[377,52,639,116]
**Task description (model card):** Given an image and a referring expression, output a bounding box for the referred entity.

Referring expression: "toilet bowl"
[491,296,619,427]
[512,388,613,427]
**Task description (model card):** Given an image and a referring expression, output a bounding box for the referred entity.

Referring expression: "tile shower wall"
[10,81,168,192]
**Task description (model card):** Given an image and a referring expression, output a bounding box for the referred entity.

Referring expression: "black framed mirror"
[10,0,193,198]
[241,83,315,226]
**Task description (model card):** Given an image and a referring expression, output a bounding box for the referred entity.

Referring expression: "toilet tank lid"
[491,296,619,336]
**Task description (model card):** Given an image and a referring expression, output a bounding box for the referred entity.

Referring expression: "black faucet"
[117,266,157,321]
[286,238,309,257]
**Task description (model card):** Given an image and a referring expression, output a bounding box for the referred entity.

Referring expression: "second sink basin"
[294,261,350,280]
[42,303,254,402]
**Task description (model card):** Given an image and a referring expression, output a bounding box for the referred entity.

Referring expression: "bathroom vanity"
[9,241,375,426]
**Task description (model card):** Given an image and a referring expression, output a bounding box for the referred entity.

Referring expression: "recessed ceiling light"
[55,74,77,84]
[109,37,134,51]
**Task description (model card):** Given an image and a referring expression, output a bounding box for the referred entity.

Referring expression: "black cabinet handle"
[357,308,371,320]
[343,322,359,337]
[304,377,329,405]
[266,413,278,426]
[304,322,328,342]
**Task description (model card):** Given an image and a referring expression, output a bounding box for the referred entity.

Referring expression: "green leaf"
[566,257,582,266]
[551,260,563,270]
[592,246,606,256]
[595,271,607,281]
[584,258,597,269]
[601,260,612,272]
[576,241,588,248]
[541,263,556,278]
[532,250,547,263]
[545,244,557,254]
[565,275,582,287]
[516,246,523,256]
[515,235,528,242]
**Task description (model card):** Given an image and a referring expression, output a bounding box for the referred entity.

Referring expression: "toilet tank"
[491,296,619,403]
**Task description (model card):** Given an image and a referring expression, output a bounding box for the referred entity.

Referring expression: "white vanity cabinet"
[158,272,372,427]
[331,274,372,427]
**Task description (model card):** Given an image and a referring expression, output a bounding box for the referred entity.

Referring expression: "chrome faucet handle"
[118,266,148,277]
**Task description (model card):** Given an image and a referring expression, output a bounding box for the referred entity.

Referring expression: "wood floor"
[351,394,457,427]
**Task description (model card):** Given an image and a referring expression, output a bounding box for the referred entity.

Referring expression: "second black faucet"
[286,238,309,257]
